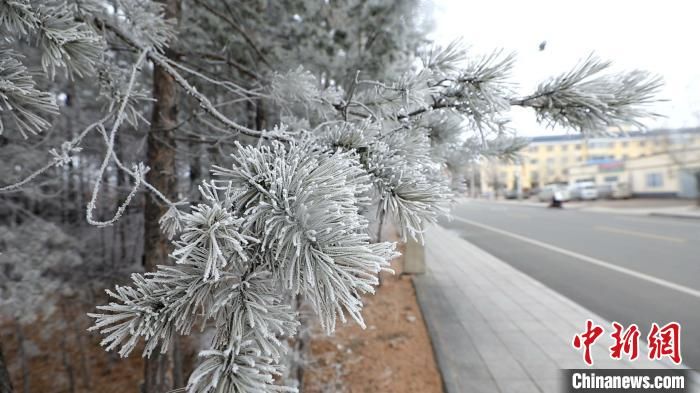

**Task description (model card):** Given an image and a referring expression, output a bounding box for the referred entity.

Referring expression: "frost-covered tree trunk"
[143,1,182,391]
[144,0,181,275]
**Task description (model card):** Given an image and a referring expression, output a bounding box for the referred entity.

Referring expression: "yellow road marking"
[594,225,686,243]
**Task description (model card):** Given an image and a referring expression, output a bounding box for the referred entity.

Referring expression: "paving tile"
[520,361,561,383]
[494,378,541,393]
[482,355,532,381]
[452,377,502,393]
[536,378,561,393]
[495,330,555,365]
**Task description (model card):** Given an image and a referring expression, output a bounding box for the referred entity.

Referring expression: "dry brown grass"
[302,242,444,393]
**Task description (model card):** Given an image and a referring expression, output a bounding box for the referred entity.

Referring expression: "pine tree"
[0,1,662,392]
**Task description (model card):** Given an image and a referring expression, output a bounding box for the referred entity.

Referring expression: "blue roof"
[529,134,583,143]
[528,127,700,143]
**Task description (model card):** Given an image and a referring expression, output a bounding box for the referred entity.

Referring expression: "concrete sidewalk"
[414,225,697,393]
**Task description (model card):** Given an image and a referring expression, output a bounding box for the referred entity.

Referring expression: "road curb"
[410,276,449,393]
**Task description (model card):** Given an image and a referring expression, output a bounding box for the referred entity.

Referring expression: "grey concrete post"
[403,238,425,274]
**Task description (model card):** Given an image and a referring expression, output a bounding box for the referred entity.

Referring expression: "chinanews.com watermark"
[560,319,691,392]
[563,369,688,392]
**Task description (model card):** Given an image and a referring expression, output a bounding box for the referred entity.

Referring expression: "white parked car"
[579,184,599,200]
[569,181,598,200]
[538,184,570,202]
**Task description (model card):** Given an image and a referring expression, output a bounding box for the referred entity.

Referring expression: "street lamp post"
[516,159,523,201]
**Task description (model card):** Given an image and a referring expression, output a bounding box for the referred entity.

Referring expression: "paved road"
[441,200,700,369]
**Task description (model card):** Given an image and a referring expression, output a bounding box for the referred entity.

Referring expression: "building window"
[547,145,554,152]
[530,159,538,165]
[561,157,568,164]
[575,144,582,150]
[588,141,608,149]
[646,173,663,188]
[604,176,619,183]
[670,134,692,145]
[546,158,555,164]
[639,141,646,147]
[576,156,583,162]
[529,146,538,153]
[561,145,568,151]
[622,141,629,147]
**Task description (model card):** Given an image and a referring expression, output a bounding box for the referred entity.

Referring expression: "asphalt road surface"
[441,200,700,369]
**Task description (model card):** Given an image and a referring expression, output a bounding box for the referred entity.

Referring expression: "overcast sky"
[429,0,700,136]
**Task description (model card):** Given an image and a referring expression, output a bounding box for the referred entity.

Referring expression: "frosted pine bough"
[89,140,409,392]
[0,1,664,392]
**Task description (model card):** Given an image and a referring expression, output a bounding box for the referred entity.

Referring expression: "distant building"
[478,128,700,198]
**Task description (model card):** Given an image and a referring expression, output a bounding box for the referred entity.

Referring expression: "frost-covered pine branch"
[512,54,663,132]
[0,0,38,35]
[85,50,148,227]
[389,44,662,137]
[0,0,104,77]
[315,123,451,241]
[0,0,103,138]
[442,50,516,124]
[34,5,103,79]
[90,143,400,391]
[0,49,58,137]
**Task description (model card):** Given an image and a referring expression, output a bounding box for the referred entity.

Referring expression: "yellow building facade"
[479,128,700,196]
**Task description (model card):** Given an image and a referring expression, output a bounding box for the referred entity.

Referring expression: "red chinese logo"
[610,322,640,361]
[572,319,605,366]
[573,321,682,365]
[648,322,681,365]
